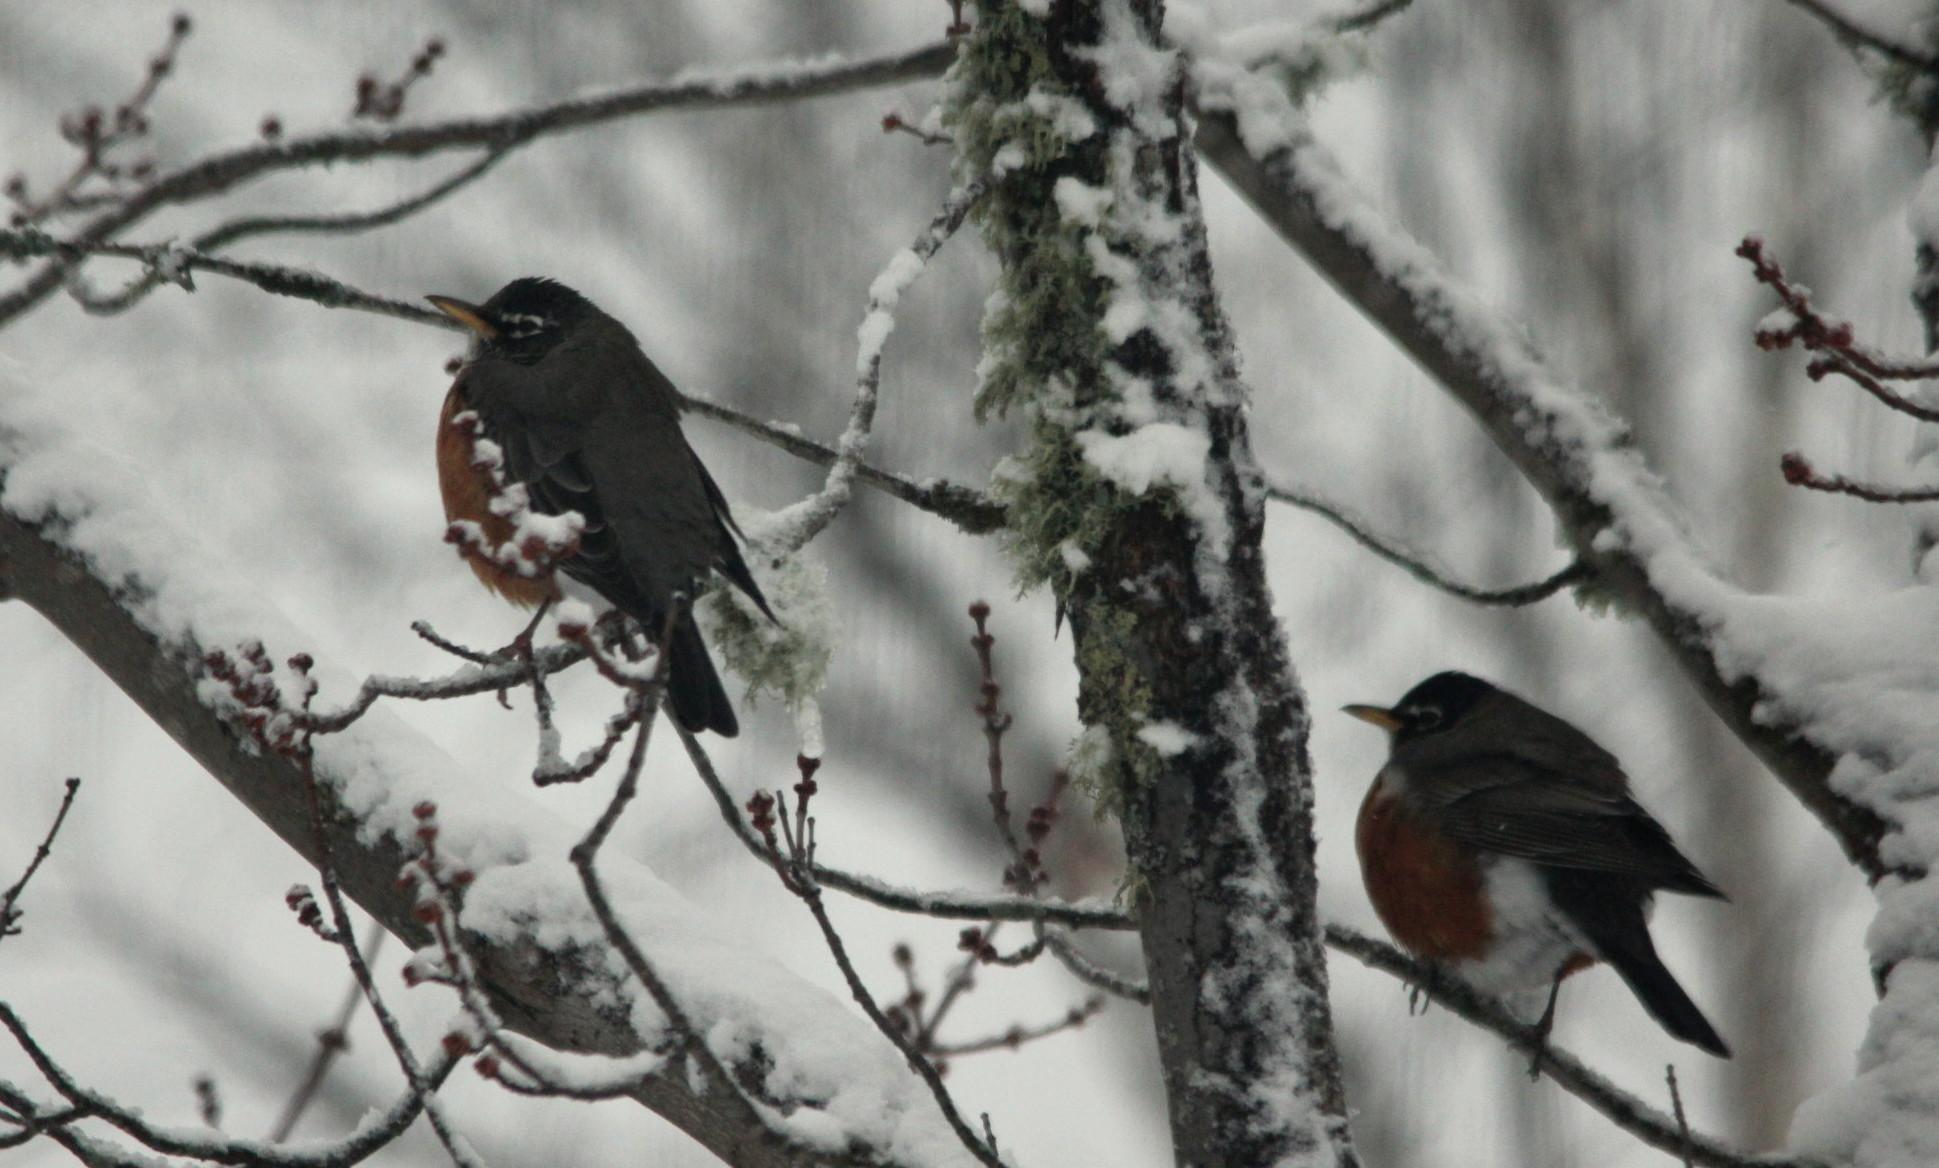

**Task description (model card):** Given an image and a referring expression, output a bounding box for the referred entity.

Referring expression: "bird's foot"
[1526,974,1563,1081]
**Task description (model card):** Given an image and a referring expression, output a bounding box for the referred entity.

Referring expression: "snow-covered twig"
[764,178,988,554]
[288,641,586,733]
[1039,929,1149,1003]
[1,227,435,323]
[0,777,80,942]
[1267,478,1586,606]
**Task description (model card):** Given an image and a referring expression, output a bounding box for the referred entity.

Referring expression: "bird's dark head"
[427,277,602,364]
[1343,671,1500,747]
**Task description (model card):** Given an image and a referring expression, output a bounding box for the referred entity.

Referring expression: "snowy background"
[0,1,1928,1164]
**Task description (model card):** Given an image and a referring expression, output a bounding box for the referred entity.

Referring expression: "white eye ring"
[1404,704,1443,730]
[501,312,548,338]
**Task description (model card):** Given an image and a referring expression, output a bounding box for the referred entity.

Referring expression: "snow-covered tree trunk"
[949,3,1354,1164]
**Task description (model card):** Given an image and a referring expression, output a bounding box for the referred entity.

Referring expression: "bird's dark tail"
[1598,927,1730,1057]
[664,616,738,737]
[1546,872,1731,1058]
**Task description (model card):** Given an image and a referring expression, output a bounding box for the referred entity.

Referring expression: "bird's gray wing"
[1411,754,1723,897]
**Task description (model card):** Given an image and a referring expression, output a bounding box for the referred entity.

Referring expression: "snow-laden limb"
[0,396,984,1168]
[1192,65,1893,879]
[0,39,958,331]
[948,1,1358,1162]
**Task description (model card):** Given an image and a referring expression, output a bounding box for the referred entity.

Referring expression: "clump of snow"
[1135,720,1200,757]
[1075,423,1211,497]
[1053,176,1114,228]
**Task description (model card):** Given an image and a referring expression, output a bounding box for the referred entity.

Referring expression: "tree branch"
[1776,0,1939,72]
[1324,925,1816,1168]
[1266,478,1587,605]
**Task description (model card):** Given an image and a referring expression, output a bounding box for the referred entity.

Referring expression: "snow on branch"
[762,178,988,555]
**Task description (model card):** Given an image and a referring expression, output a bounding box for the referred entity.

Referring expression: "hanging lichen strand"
[945,3,1137,604]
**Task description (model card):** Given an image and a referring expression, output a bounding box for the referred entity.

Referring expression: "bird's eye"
[1405,704,1444,731]
[501,312,549,339]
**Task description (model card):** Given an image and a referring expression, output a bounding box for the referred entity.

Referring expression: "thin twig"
[267,923,384,1143]
[284,686,482,1168]
[565,601,776,1139]
[675,723,1132,929]
[927,996,1106,1057]
[74,148,509,315]
[682,395,1006,534]
[1328,0,1415,35]
[0,1003,461,1166]
[1667,1065,1696,1168]
[1267,479,1587,605]
[1780,451,1939,503]
[1778,0,1939,72]
[755,789,1005,1167]
[0,778,81,942]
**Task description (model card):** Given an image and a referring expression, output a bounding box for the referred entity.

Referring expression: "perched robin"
[427,277,772,737]
[1343,671,1729,1058]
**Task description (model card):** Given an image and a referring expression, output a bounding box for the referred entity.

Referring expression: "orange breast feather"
[437,385,560,609]
[1355,780,1494,962]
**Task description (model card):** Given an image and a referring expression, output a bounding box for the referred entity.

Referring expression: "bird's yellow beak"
[426,294,499,340]
[1342,704,1402,732]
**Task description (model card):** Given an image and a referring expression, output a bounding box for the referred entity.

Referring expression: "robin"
[1343,671,1729,1059]
[427,277,773,737]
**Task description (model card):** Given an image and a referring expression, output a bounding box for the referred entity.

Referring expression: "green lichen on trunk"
[945,2,1173,805]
